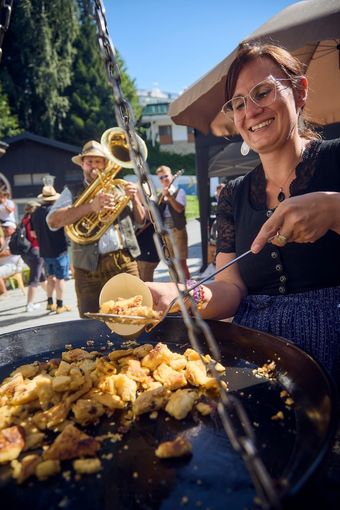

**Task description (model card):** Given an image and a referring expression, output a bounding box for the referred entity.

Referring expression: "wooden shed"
[0,132,81,218]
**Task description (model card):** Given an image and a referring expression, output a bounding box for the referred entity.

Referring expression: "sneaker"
[26,303,41,312]
[46,303,57,312]
[56,305,71,314]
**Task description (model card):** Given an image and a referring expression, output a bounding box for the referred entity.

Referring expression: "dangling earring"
[298,113,305,132]
[240,140,250,156]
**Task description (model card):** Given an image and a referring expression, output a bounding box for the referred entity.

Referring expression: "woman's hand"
[251,192,340,252]
[146,281,183,313]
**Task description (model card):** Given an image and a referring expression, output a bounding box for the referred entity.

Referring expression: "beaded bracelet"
[186,279,205,310]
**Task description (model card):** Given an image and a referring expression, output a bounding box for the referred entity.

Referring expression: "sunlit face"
[232,57,301,154]
[81,156,107,183]
[157,171,172,187]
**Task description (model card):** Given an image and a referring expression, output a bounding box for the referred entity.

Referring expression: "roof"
[169,0,340,134]
[3,131,81,154]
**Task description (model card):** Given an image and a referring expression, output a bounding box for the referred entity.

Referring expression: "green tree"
[145,141,196,175]
[0,0,79,137]
[0,84,21,138]
[63,0,141,146]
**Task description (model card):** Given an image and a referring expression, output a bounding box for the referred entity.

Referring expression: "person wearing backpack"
[31,185,71,314]
[20,202,47,312]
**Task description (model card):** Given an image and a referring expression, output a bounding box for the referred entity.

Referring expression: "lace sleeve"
[216,180,236,254]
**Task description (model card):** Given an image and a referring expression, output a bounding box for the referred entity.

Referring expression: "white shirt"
[163,186,186,218]
[46,187,124,254]
[0,199,16,223]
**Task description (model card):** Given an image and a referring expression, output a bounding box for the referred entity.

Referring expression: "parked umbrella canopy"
[209,142,260,178]
[169,0,340,135]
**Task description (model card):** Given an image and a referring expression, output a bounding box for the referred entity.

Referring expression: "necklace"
[266,145,304,203]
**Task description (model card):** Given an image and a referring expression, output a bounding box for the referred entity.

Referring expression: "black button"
[275,264,282,272]
[278,286,286,294]
[266,210,273,218]
[271,252,278,259]
[279,275,287,283]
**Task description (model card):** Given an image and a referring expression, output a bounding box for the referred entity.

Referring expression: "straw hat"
[72,140,109,166]
[37,185,60,202]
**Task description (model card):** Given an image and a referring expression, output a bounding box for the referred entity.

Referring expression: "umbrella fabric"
[208,142,259,178]
[169,0,340,135]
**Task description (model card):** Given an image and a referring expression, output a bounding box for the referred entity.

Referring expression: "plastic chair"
[7,272,26,295]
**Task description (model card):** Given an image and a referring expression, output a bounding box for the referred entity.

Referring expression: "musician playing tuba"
[47,135,145,317]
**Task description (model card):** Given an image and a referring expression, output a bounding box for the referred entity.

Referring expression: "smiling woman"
[146,42,340,389]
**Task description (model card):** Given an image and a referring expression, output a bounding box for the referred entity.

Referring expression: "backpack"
[8,222,32,255]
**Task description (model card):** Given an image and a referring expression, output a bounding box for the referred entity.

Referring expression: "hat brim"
[72,151,109,166]
[37,193,60,202]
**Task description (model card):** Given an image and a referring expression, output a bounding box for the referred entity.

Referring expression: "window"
[159,125,172,144]
[14,174,32,186]
[32,173,47,185]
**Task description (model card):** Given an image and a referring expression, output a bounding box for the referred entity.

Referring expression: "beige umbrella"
[169,0,340,135]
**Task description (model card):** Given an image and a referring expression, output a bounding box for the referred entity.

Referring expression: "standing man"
[47,140,145,317]
[156,165,190,279]
[32,185,71,314]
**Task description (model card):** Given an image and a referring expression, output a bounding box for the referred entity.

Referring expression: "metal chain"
[0,0,12,63]
[93,1,281,508]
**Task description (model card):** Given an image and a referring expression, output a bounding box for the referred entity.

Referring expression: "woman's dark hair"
[225,42,320,140]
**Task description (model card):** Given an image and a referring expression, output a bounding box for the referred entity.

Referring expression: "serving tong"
[85,249,253,332]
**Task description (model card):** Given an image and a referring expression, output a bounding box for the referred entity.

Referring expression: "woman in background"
[21,201,47,312]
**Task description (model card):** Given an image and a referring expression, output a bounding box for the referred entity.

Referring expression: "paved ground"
[0,219,206,335]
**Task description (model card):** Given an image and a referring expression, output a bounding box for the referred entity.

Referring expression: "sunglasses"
[221,77,298,121]
[159,175,170,180]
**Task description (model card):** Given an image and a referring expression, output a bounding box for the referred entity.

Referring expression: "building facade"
[138,87,195,156]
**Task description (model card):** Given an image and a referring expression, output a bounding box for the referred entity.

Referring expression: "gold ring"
[275,233,288,246]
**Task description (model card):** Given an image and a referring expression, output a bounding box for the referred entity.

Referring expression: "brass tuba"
[65,127,147,245]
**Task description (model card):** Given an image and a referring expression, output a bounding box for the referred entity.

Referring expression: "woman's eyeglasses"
[221,77,296,121]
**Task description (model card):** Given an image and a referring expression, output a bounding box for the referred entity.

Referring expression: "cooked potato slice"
[35,459,61,480]
[165,389,198,420]
[155,436,192,459]
[0,425,25,464]
[73,457,102,474]
[133,386,170,416]
[43,424,99,461]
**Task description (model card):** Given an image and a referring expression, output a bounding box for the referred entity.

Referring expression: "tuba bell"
[65,127,148,245]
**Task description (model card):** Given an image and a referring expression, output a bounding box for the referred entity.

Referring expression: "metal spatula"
[85,249,253,331]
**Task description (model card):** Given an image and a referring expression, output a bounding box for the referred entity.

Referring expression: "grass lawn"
[186,195,200,220]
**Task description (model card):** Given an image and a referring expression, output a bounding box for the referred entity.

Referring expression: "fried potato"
[0,340,225,485]
[155,436,192,459]
[43,424,99,461]
[165,389,198,420]
[0,425,25,463]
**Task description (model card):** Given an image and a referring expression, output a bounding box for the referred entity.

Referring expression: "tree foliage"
[0,84,21,138]
[0,0,141,145]
[62,0,141,146]
[0,0,79,138]
[145,141,196,175]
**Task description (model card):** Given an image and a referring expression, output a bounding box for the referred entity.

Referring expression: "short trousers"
[74,249,139,317]
[44,252,70,280]
[22,247,46,286]
[164,227,188,260]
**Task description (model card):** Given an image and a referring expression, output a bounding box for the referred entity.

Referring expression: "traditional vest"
[67,182,140,272]
[159,189,187,230]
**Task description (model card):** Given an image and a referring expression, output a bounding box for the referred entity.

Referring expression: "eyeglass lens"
[222,80,278,119]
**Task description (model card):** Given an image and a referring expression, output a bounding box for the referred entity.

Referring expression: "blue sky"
[106,0,300,94]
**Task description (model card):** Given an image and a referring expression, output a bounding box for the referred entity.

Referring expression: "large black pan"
[0,318,338,510]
